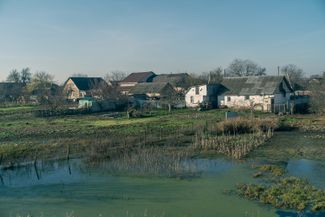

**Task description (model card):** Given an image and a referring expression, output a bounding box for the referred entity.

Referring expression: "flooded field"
[0,131,324,217]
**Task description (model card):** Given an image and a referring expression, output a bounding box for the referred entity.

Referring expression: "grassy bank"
[0,106,279,166]
[0,106,324,166]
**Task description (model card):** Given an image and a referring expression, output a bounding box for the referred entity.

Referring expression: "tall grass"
[86,146,198,178]
[193,117,278,159]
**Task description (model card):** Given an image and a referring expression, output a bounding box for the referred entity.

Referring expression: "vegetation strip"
[237,164,325,212]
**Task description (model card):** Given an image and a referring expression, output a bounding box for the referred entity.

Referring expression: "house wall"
[273,80,292,105]
[218,93,292,112]
[185,85,208,107]
[119,82,138,87]
[64,79,81,100]
[78,99,93,108]
[218,95,273,111]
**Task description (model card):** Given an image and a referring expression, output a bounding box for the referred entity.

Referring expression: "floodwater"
[0,132,325,217]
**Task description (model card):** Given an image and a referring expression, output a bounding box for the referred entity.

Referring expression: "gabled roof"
[121,71,156,83]
[221,76,293,95]
[67,77,108,91]
[129,82,175,95]
[152,73,191,87]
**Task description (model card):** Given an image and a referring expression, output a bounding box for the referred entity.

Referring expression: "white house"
[185,84,223,108]
[218,76,294,112]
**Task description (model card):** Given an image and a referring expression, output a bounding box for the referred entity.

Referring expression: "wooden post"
[159,126,162,140]
[0,154,3,185]
[66,144,72,175]
[33,158,40,180]
[66,144,70,161]
[144,127,147,146]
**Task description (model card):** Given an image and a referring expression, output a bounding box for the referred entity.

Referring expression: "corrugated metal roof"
[129,82,175,95]
[221,76,293,95]
[152,73,191,87]
[121,71,156,83]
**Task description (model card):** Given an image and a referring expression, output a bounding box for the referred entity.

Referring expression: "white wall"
[218,95,274,111]
[120,82,137,87]
[218,93,292,112]
[185,85,207,107]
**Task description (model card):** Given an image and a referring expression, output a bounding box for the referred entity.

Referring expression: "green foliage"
[238,177,325,212]
[257,164,286,176]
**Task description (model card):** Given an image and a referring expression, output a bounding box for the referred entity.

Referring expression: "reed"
[192,117,278,159]
[192,132,269,159]
[86,146,198,178]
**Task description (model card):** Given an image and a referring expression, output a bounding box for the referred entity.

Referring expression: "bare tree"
[6,69,21,83]
[7,68,32,85]
[104,71,128,84]
[6,68,31,103]
[20,68,32,85]
[88,79,112,99]
[200,67,224,84]
[27,72,65,108]
[209,67,224,83]
[189,67,224,86]
[281,64,305,89]
[226,59,266,77]
[308,73,325,114]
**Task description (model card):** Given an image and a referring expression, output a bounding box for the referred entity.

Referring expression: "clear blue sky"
[0,0,324,82]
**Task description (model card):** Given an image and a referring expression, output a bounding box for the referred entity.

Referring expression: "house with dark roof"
[63,77,109,101]
[129,82,176,100]
[118,71,156,94]
[152,73,192,93]
[218,76,294,112]
[0,82,24,102]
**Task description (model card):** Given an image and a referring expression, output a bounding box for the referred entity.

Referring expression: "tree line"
[190,59,307,88]
[2,68,63,109]
[1,58,324,114]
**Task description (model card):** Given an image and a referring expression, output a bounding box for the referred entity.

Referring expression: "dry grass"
[85,146,198,178]
[192,117,278,159]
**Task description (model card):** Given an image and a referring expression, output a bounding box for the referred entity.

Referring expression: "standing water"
[1,131,325,217]
[0,158,277,217]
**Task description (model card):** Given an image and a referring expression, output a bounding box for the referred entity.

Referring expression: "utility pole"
[277,66,280,76]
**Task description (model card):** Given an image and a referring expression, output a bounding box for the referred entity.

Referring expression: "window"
[245,96,249,100]
[227,96,231,102]
[195,86,200,95]
[190,96,194,103]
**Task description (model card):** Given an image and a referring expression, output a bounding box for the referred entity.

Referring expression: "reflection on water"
[276,210,325,217]
[0,156,324,217]
[0,158,276,217]
[1,131,325,217]
[287,159,325,188]
[0,158,239,188]
[0,160,87,187]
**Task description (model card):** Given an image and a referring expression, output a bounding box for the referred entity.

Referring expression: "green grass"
[1,106,323,165]
[238,176,325,212]
[0,108,231,163]
[0,105,36,112]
